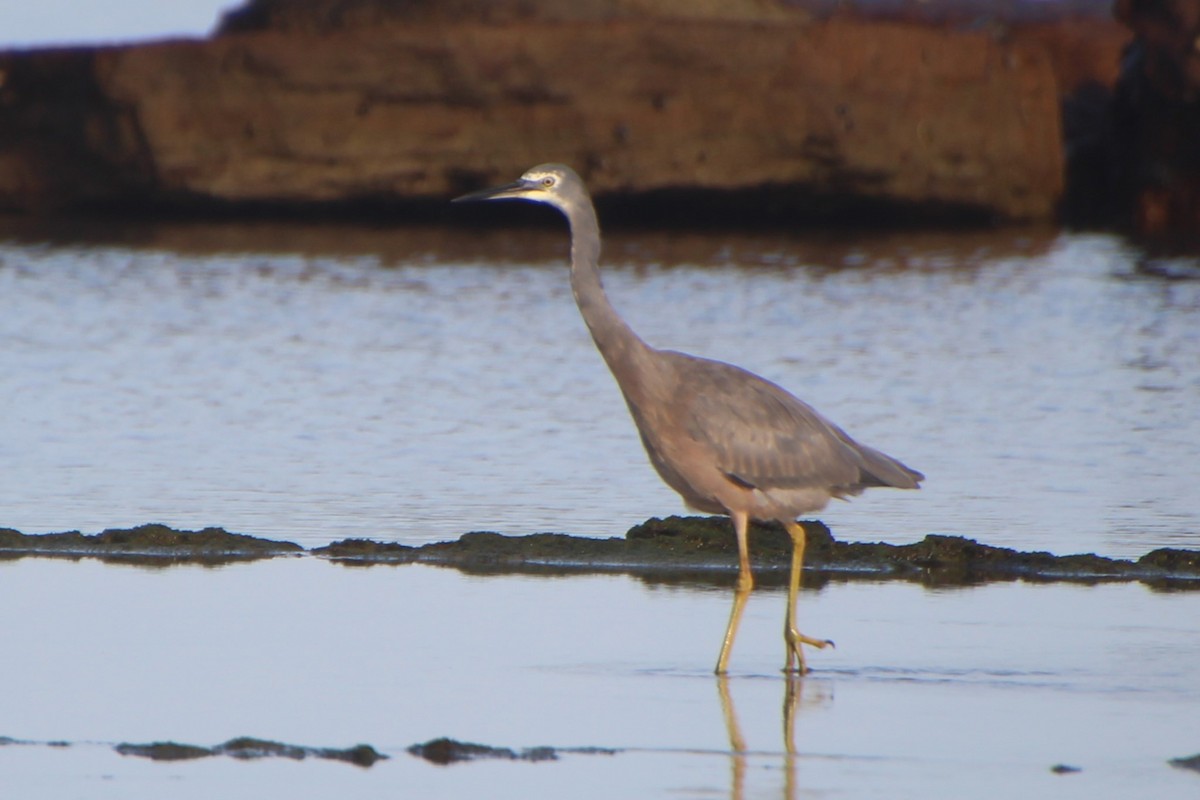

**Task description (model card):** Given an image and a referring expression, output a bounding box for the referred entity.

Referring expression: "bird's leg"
[782,521,834,674]
[715,511,753,675]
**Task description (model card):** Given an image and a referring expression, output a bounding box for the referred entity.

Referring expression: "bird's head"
[453,163,584,213]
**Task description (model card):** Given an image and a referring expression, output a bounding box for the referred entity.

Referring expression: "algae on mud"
[115,737,387,767]
[1170,754,1200,774]
[316,516,1200,589]
[408,737,557,765]
[0,523,302,565]
[407,737,620,765]
[6,733,608,768]
[2,517,1198,587]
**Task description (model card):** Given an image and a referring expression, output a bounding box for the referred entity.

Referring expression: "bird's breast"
[627,401,736,516]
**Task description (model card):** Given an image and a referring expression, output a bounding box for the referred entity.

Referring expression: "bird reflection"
[717,675,827,800]
[717,677,748,796]
[783,677,802,800]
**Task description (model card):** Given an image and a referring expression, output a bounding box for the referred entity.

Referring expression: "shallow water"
[2,219,1198,558]
[1,557,1198,799]
[3,218,1199,798]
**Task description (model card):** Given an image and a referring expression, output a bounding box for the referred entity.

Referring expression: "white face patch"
[525,172,557,190]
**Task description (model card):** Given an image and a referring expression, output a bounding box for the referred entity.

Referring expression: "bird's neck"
[567,205,652,376]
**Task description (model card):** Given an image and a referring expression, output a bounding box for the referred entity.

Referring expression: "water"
[0,557,1197,799]
[2,218,1198,798]
[2,220,1198,557]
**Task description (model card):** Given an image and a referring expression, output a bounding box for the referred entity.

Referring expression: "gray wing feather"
[671,354,920,492]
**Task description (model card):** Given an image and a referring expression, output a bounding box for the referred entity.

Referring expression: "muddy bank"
[3,732,612,768]
[5,517,1195,587]
[1171,754,1200,773]
[1,735,384,767]
[408,737,617,765]
[0,523,302,565]
[116,737,386,767]
[316,516,1200,589]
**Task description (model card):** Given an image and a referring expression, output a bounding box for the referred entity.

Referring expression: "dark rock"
[115,737,387,767]
[1139,547,1200,571]
[408,737,547,764]
[318,743,390,768]
[406,736,611,764]
[1111,0,1200,235]
[115,741,215,761]
[215,737,310,761]
[311,538,415,561]
[327,515,1200,588]
[0,523,302,564]
[4,517,1196,587]
[1169,753,1200,772]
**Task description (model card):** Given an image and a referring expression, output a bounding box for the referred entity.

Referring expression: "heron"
[454,164,923,674]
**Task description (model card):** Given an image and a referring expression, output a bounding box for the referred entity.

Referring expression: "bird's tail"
[856,444,924,490]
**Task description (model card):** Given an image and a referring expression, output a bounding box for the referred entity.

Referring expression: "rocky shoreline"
[3,518,1197,588]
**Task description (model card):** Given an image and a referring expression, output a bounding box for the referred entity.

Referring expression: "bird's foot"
[783,628,835,674]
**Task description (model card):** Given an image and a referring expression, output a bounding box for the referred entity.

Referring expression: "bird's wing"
[670,354,869,492]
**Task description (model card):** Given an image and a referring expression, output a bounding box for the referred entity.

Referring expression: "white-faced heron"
[455,163,923,674]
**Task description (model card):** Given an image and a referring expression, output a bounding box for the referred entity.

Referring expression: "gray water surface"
[1,557,1197,799]
[3,220,1197,557]
[3,219,1199,799]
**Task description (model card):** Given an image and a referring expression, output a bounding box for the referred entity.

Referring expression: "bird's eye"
[542,177,556,188]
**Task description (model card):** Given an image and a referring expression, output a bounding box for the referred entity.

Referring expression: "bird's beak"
[452,179,529,203]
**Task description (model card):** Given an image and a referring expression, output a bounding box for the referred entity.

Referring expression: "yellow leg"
[782,521,834,674]
[715,511,753,674]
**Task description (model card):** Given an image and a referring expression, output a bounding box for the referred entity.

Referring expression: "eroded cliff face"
[0,1,1071,221]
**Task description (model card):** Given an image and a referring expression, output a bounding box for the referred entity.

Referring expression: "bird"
[454,164,923,674]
